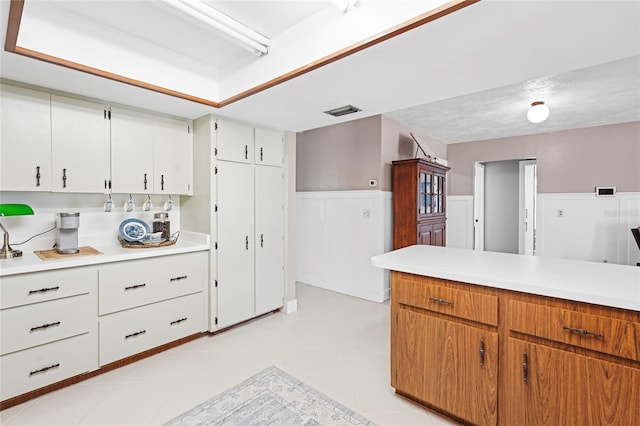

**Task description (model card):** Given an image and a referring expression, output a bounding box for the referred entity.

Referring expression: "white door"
[523,163,537,255]
[215,119,253,164]
[0,84,52,191]
[473,162,485,251]
[110,107,154,194]
[51,95,110,193]
[216,160,254,328]
[153,116,192,195]
[254,128,283,167]
[255,165,284,315]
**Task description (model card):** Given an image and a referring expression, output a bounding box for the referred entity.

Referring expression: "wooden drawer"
[394,276,498,326]
[0,332,98,401]
[1,294,95,355]
[509,300,640,361]
[98,251,207,315]
[0,267,95,309]
[99,292,204,366]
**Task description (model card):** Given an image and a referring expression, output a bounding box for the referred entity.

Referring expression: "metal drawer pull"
[29,286,60,294]
[429,297,454,306]
[522,352,528,382]
[170,317,188,325]
[562,325,604,339]
[29,363,60,376]
[125,330,146,339]
[479,339,485,367]
[30,321,61,332]
[170,275,188,282]
[124,283,146,291]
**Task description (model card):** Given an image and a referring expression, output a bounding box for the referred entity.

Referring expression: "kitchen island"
[372,245,640,425]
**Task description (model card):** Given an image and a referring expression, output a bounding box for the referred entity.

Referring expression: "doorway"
[473,159,537,255]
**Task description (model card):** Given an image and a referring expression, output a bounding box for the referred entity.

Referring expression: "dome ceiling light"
[527,101,550,123]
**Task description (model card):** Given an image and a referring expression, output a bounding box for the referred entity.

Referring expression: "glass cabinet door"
[419,173,426,214]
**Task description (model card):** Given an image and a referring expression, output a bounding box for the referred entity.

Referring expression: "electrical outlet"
[557,209,564,217]
[362,208,371,219]
[368,179,377,187]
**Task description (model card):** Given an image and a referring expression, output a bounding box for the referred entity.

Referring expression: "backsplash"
[0,192,181,253]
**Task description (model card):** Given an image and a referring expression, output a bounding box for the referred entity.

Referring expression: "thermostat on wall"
[595,186,616,197]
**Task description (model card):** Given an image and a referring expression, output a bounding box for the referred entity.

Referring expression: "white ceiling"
[1,0,639,144]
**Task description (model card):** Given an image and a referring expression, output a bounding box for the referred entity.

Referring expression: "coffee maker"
[55,212,80,254]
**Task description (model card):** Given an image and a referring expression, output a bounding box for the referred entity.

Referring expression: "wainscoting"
[295,191,392,302]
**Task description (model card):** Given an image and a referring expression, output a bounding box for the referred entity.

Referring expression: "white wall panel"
[295,191,392,302]
[446,196,474,249]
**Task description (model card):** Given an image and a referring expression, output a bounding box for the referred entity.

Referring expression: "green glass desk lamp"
[0,204,34,259]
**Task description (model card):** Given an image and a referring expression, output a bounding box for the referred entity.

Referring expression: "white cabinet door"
[216,119,253,164]
[153,116,192,194]
[0,84,51,191]
[216,161,254,328]
[51,95,110,193]
[110,107,154,194]
[254,128,283,167]
[255,165,285,315]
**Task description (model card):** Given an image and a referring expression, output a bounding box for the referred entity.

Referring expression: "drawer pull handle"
[170,317,188,325]
[562,325,604,339]
[30,321,61,332]
[170,275,188,282]
[125,283,146,291]
[522,352,528,382]
[29,286,60,294]
[479,339,485,367]
[29,363,60,376]
[125,330,146,339]
[429,297,454,306]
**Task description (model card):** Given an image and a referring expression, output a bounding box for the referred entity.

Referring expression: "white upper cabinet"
[51,95,110,193]
[0,84,52,191]
[215,119,254,164]
[153,116,192,195]
[110,107,155,194]
[254,128,283,167]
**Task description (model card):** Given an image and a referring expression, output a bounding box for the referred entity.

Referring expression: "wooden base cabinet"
[390,271,640,426]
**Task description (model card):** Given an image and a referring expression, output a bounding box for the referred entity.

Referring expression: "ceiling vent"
[323,105,362,117]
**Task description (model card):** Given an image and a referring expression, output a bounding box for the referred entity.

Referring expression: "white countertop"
[0,231,210,277]
[371,245,640,311]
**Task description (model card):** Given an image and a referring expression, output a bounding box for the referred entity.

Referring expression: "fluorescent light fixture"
[324,105,362,117]
[163,0,270,56]
[527,101,550,123]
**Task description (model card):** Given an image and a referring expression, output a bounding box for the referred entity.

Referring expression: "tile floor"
[1,283,460,425]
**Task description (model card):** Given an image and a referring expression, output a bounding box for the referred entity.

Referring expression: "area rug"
[163,366,376,426]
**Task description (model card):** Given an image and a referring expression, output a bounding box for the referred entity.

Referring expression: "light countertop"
[371,245,640,311]
[0,231,209,277]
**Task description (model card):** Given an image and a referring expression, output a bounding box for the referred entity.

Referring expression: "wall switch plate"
[368,179,377,187]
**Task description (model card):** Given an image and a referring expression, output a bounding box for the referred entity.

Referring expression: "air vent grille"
[323,105,362,117]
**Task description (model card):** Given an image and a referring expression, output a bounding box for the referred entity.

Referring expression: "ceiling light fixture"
[324,105,362,117]
[163,0,270,56]
[330,0,359,13]
[527,101,550,123]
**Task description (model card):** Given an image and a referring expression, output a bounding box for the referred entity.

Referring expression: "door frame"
[473,162,485,251]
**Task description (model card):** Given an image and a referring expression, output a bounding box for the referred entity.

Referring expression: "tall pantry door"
[216,160,254,328]
[254,165,285,315]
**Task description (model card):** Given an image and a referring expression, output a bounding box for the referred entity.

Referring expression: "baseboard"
[281,298,298,314]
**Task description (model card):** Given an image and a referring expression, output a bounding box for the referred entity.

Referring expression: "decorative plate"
[119,218,151,242]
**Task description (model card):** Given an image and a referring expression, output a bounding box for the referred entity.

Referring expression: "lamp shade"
[527,101,550,123]
[0,204,34,216]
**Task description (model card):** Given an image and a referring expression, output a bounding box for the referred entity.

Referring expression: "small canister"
[153,212,170,240]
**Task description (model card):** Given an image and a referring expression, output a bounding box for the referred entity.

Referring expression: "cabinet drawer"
[1,294,95,355]
[509,300,640,361]
[99,292,204,366]
[99,252,207,315]
[394,276,498,326]
[0,267,95,309]
[0,332,98,401]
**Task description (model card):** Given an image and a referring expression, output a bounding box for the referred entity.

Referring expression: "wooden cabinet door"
[0,84,51,191]
[110,107,154,194]
[432,221,445,246]
[215,119,253,164]
[51,95,110,193]
[216,161,254,329]
[153,115,192,195]
[254,128,283,167]
[254,165,284,315]
[396,308,498,425]
[417,223,433,245]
